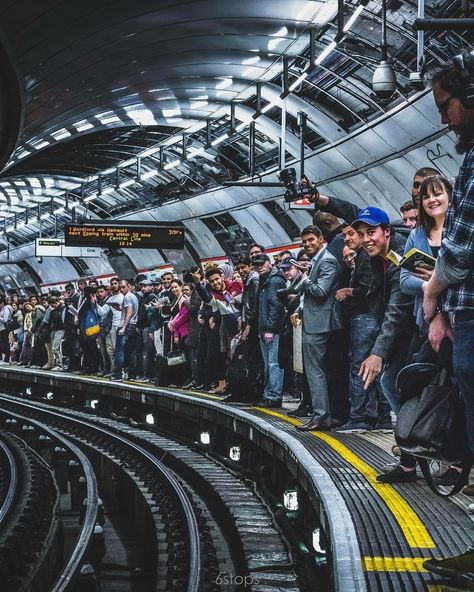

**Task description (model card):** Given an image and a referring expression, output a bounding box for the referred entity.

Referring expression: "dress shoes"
[287,406,313,418]
[257,399,282,409]
[296,416,330,431]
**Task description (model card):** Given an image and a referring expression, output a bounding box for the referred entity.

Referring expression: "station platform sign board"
[35,238,101,258]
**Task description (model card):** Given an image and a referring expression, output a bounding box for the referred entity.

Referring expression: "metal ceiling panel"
[183,219,226,259]
[231,205,290,247]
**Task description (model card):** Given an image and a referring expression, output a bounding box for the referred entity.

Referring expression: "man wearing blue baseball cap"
[352,207,417,483]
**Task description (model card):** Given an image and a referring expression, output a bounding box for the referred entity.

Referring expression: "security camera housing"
[372,61,396,100]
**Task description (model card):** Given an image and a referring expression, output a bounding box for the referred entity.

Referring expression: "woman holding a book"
[399,174,452,332]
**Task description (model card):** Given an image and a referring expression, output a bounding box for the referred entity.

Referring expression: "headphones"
[452,52,474,109]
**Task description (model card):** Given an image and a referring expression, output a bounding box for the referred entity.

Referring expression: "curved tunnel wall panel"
[182,219,226,259]
[231,205,291,248]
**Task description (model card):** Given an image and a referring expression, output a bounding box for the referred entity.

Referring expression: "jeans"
[350,314,391,424]
[452,315,474,455]
[113,325,137,378]
[379,334,413,414]
[259,335,283,401]
[52,329,64,368]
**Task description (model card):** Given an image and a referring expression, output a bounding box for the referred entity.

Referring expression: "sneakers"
[336,421,371,433]
[423,548,474,582]
[110,376,123,382]
[376,465,417,483]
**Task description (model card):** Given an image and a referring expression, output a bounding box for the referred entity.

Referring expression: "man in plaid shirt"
[423,53,474,581]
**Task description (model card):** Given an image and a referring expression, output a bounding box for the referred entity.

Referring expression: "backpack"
[226,341,256,401]
[80,306,101,339]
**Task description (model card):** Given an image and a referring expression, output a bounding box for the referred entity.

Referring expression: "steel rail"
[0,406,98,592]
[0,396,202,592]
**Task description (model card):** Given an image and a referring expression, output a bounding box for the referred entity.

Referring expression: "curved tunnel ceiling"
[0,0,471,269]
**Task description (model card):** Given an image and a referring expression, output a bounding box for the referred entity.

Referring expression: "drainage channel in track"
[0,393,300,592]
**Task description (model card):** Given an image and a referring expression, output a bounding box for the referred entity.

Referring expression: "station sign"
[35,238,101,258]
[64,221,185,249]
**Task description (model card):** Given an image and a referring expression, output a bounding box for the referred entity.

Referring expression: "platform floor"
[0,364,473,591]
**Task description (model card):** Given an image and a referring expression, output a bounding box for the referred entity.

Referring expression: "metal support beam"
[223,181,281,187]
[338,0,344,39]
[137,156,142,180]
[249,121,256,179]
[25,208,28,225]
[310,29,316,66]
[414,18,474,30]
[230,102,236,132]
[182,134,187,160]
[282,57,289,95]
[298,112,307,179]
[115,168,120,189]
[206,120,211,146]
[416,0,425,70]
[159,146,165,169]
[256,82,262,113]
[98,175,102,195]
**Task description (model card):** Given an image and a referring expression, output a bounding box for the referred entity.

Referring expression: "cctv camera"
[37,256,43,264]
[409,71,426,91]
[372,61,396,100]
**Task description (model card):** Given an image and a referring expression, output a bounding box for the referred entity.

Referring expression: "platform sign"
[64,221,185,249]
[35,238,101,258]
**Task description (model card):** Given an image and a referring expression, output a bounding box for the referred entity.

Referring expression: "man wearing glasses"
[423,53,474,581]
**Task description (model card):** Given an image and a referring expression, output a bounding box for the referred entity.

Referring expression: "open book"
[386,247,436,271]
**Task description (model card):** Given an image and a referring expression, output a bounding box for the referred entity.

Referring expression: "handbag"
[166,351,186,366]
[395,364,471,496]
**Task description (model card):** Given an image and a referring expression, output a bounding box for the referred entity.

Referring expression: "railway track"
[0,393,299,592]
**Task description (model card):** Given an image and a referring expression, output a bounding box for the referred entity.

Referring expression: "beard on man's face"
[455,116,474,154]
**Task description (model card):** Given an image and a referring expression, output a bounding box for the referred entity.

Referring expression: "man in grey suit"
[291,225,342,431]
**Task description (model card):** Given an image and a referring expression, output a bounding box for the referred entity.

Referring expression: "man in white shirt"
[111,279,139,381]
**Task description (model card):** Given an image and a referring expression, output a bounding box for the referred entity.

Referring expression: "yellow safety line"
[363,557,428,572]
[256,407,436,549]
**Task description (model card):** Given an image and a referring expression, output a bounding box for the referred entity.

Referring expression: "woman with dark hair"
[168,280,191,385]
[400,174,452,333]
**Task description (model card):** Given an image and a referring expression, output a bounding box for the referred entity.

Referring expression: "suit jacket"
[299,249,342,334]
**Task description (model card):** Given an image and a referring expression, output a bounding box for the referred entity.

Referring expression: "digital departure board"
[64,222,185,249]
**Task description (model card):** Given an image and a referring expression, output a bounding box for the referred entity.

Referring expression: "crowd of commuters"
[0,53,471,581]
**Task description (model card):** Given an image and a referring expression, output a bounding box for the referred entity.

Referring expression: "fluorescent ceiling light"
[126,107,157,125]
[272,26,288,37]
[54,207,65,214]
[242,56,260,65]
[190,100,208,109]
[216,77,233,89]
[51,128,71,140]
[268,37,285,51]
[242,66,259,78]
[97,114,121,125]
[261,102,277,114]
[289,71,309,91]
[211,133,229,146]
[162,108,181,118]
[30,140,50,150]
[74,120,94,132]
[315,40,337,65]
[119,179,135,189]
[164,160,180,170]
[343,5,364,32]
[141,170,159,180]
